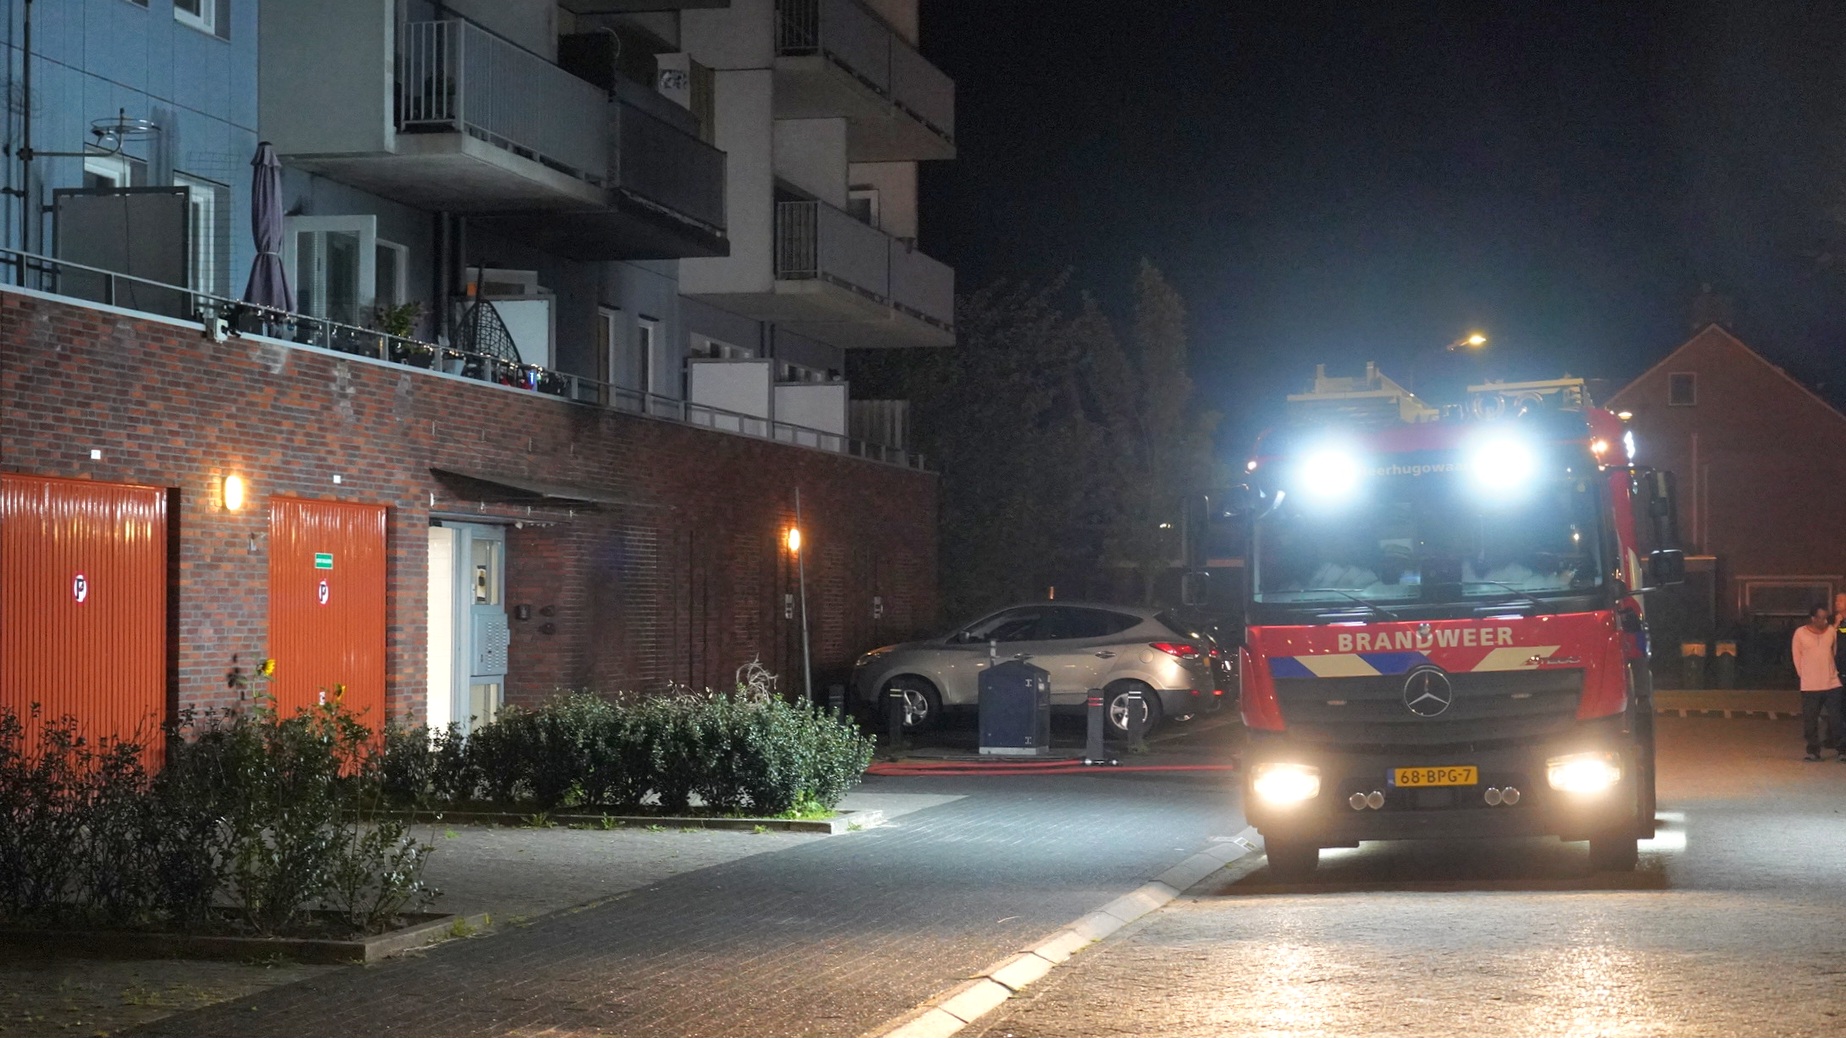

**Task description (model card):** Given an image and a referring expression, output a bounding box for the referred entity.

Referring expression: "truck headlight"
[1546,751,1623,794]
[1251,762,1321,804]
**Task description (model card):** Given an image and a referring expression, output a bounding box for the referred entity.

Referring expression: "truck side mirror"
[1181,570,1211,607]
[1647,549,1686,587]
[1223,484,1258,517]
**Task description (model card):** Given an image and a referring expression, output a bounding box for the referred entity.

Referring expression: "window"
[635,317,659,398]
[374,240,408,310]
[284,215,379,327]
[1046,607,1138,640]
[961,608,1046,644]
[83,150,145,190]
[847,186,880,229]
[174,172,230,297]
[174,0,214,35]
[1740,579,1833,618]
[1667,372,1696,406]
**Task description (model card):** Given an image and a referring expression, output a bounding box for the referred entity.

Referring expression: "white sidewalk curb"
[868,825,1262,1038]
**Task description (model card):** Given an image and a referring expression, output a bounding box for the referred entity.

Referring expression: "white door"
[430,522,509,734]
[426,526,456,730]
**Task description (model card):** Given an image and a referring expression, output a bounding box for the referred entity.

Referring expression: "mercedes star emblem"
[1402,667,1454,717]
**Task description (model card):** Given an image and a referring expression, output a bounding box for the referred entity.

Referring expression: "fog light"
[1484,787,1503,806]
[1501,785,1521,805]
[1252,762,1320,805]
[1365,790,1384,809]
[1546,752,1622,794]
[1349,792,1369,811]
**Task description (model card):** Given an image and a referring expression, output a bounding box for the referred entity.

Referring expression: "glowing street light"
[790,490,812,705]
[1447,331,1489,352]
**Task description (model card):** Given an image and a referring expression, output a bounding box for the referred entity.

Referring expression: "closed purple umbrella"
[241,141,293,311]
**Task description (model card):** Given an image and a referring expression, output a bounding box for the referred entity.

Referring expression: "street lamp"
[788,490,813,706]
[1447,331,1489,352]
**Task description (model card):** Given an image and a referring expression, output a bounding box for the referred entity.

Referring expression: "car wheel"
[1588,831,1639,872]
[1104,682,1163,739]
[882,677,942,732]
[1264,837,1319,881]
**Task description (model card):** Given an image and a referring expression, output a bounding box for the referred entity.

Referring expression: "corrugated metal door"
[1,473,168,759]
[268,498,387,728]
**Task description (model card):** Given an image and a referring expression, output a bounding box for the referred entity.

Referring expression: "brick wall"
[1609,324,1846,623]
[0,289,939,722]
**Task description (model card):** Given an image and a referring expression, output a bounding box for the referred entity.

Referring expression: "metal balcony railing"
[776,202,953,333]
[0,249,927,471]
[889,238,953,331]
[613,100,727,232]
[774,0,954,143]
[398,19,609,184]
[775,199,891,302]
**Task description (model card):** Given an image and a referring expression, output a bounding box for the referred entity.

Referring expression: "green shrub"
[373,675,873,818]
[0,697,438,938]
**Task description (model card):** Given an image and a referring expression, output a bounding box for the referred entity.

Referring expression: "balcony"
[0,245,925,470]
[264,13,610,212]
[684,200,951,348]
[772,0,955,162]
[473,98,729,260]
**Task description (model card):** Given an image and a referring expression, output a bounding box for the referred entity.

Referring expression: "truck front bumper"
[1243,729,1642,847]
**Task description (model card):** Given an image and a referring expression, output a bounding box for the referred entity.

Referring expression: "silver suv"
[852,603,1228,734]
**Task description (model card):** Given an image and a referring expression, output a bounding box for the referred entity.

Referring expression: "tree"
[854,264,1220,622]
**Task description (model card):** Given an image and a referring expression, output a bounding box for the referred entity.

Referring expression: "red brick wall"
[0,289,938,722]
[1608,325,1846,620]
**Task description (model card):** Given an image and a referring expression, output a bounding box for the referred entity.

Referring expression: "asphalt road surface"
[976,714,1846,1038]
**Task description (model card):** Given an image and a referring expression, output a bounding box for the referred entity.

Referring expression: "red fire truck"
[1234,381,1684,878]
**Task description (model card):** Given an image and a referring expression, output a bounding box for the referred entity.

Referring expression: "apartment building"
[0,0,948,741]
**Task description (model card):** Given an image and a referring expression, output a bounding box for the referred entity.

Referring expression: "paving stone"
[133,763,1242,1038]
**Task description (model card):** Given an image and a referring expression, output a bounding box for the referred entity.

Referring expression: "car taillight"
[1240,645,1285,731]
[1150,641,1201,660]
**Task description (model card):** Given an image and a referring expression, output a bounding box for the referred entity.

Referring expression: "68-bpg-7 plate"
[1390,765,1479,787]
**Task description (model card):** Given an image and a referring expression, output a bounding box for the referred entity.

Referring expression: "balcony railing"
[889,239,953,331]
[776,200,891,302]
[398,19,609,184]
[1,249,927,470]
[774,0,954,142]
[775,201,952,333]
[613,100,726,232]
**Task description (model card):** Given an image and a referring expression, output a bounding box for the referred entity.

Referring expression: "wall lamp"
[222,473,247,512]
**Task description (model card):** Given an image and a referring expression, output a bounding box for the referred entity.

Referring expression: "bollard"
[1125,687,1146,753]
[828,683,846,721]
[1085,689,1106,760]
[1679,641,1706,690]
[885,687,909,753]
[1713,641,1738,690]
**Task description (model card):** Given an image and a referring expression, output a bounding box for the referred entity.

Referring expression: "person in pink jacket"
[1791,604,1845,761]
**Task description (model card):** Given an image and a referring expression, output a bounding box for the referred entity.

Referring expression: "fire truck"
[1231,374,1684,879]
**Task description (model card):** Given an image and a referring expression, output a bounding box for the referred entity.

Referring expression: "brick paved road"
[137,732,1244,1037]
[973,715,1846,1037]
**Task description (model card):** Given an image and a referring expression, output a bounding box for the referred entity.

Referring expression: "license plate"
[1391,765,1479,788]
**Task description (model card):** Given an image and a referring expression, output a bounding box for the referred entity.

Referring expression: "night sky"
[917,0,1846,447]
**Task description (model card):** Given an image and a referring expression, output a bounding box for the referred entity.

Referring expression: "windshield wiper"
[1294,588,1404,622]
[1462,580,1545,612]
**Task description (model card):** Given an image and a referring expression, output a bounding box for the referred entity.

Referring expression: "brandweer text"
[1335,627,1516,652]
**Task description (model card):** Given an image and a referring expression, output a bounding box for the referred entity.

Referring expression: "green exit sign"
[313,553,334,570]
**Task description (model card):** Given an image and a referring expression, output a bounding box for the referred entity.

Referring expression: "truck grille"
[1274,669,1584,749]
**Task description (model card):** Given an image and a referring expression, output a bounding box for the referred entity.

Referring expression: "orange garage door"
[1,473,168,758]
[268,498,387,727]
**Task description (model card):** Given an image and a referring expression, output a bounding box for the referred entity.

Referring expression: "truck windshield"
[1252,469,1605,607]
